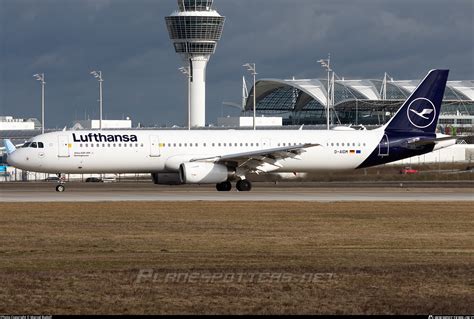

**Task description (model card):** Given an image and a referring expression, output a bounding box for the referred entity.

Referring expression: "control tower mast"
[166,0,225,127]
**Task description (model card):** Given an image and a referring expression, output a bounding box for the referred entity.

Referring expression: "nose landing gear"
[55,173,66,192]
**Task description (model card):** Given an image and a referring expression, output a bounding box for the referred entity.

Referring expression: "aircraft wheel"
[216,181,232,192]
[236,180,252,192]
[56,184,65,192]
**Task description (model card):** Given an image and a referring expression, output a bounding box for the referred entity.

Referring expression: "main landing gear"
[216,181,232,192]
[55,173,66,192]
[216,180,252,192]
[236,179,252,192]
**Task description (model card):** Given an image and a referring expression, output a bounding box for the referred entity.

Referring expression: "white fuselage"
[8,129,387,174]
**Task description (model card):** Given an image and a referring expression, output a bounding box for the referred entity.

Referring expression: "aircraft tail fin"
[383,69,449,134]
[3,139,17,155]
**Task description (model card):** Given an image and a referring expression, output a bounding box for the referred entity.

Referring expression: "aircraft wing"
[190,143,320,173]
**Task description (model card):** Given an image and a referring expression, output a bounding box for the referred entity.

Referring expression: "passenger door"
[149,136,161,157]
[378,134,389,157]
[58,135,70,158]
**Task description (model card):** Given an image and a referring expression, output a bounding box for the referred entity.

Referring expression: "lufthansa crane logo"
[406,98,437,129]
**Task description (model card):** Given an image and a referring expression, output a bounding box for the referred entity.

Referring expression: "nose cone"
[6,151,19,167]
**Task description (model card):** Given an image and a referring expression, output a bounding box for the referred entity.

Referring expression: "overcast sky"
[0,0,473,128]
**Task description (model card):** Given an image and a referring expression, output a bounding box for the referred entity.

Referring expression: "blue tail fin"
[384,69,449,133]
[3,139,17,155]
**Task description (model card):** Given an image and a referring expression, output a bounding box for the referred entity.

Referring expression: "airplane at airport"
[4,69,456,192]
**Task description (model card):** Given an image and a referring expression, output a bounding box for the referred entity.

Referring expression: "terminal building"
[0,116,39,131]
[244,77,474,133]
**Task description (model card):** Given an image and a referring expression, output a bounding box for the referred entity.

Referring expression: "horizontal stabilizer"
[407,136,457,147]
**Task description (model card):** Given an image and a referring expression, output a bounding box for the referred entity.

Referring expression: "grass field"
[0,202,472,315]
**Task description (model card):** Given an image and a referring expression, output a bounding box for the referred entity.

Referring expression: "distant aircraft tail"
[383,69,449,134]
[3,139,17,155]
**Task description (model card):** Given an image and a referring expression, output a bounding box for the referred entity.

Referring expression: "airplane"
[4,69,456,192]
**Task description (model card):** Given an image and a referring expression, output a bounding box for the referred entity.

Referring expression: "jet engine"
[179,162,232,184]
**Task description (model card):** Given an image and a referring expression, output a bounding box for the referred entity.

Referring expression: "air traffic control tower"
[166,0,225,127]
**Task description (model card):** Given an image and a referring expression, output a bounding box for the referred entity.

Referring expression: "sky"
[0,0,473,128]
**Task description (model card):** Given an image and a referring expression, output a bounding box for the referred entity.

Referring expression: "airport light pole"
[33,73,45,134]
[90,70,104,130]
[243,63,257,130]
[318,55,332,130]
[179,66,192,130]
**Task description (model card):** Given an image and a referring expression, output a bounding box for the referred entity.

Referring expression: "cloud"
[0,0,472,127]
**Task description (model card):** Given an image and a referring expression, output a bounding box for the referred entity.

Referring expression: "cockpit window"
[38,142,44,148]
[22,142,31,148]
[30,142,38,148]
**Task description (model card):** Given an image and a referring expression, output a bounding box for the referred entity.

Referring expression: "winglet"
[3,139,17,155]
